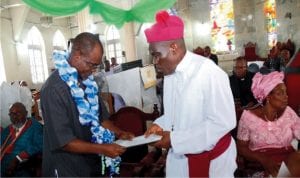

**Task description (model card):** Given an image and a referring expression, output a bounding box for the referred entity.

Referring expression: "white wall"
[1,8,72,89]
[0,43,6,84]
[135,23,152,65]
[276,0,300,52]
[1,16,22,83]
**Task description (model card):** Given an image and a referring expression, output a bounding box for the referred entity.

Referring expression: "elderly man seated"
[1,102,43,177]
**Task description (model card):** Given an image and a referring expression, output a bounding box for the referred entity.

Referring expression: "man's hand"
[102,143,126,158]
[260,156,280,177]
[5,157,19,176]
[153,131,171,149]
[144,123,163,137]
[102,120,134,140]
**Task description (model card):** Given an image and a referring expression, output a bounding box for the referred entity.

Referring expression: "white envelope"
[115,134,162,148]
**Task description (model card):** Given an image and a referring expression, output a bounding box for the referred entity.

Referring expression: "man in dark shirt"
[40,32,133,177]
[264,47,285,72]
[229,57,256,108]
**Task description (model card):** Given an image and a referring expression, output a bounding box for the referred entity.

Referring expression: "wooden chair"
[244,42,260,61]
[109,106,165,177]
[285,49,300,116]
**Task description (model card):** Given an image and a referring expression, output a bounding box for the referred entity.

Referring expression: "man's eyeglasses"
[8,112,22,117]
[83,59,100,68]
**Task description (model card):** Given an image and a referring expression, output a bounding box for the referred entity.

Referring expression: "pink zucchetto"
[144,10,184,43]
[251,71,284,103]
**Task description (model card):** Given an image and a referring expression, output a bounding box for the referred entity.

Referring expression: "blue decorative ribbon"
[52,50,120,176]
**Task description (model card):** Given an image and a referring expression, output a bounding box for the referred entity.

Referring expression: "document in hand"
[115,134,162,148]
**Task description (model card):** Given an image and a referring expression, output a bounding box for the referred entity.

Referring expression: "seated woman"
[237,71,300,177]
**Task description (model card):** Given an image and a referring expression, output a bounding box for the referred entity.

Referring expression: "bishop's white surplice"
[154,51,237,177]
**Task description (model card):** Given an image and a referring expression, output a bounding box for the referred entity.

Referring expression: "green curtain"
[22,0,177,28]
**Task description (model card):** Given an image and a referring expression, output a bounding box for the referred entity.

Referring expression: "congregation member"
[204,46,218,65]
[144,11,237,177]
[264,48,280,71]
[110,57,119,67]
[1,102,43,177]
[192,46,204,56]
[263,39,296,73]
[279,49,291,67]
[40,32,133,177]
[104,59,111,72]
[104,59,114,76]
[0,81,33,128]
[229,57,256,108]
[237,71,300,177]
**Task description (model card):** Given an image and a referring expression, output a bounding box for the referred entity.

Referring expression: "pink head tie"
[144,10,184,43]
[251,71,284,103]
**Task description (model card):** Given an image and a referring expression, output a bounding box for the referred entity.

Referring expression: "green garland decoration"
[22,0,176,28]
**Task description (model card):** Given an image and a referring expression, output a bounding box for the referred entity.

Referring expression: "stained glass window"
[210,0,235,52]
[264,0,277,48]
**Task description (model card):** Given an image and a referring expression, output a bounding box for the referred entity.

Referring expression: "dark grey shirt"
[40,70,109,177]
[229,71,256,107]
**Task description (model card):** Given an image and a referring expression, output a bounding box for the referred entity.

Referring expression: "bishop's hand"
[144,123,163,137]
[152,131,171,149]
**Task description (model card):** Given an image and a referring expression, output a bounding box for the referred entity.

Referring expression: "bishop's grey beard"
[10,118,26,129]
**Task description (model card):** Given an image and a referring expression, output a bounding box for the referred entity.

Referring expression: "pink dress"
[237,106,300,151]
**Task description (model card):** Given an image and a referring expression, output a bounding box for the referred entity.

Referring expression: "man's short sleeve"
[41,86,76,151]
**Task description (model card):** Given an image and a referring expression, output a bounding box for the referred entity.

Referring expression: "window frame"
[105,25,123,64]
[27,26,48,84]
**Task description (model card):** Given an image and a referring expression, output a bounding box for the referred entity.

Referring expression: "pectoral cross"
[14,128,19,137]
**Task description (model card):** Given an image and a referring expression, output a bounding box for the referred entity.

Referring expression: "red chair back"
[285,49,300,114]
[244,42,259,61]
